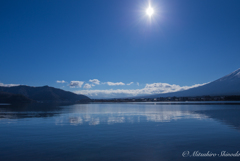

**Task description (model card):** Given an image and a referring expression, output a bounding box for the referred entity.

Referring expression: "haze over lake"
[1,103,240,161]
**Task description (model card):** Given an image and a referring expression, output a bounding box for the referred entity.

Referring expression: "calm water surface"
[1,102,240,161]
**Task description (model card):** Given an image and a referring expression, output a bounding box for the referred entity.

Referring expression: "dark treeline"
[92,95,240,102]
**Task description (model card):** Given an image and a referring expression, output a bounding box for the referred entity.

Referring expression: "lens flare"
[146,5,154,17]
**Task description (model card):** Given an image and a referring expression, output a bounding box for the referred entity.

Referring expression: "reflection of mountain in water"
[2,103,240,129]
[0,103,66,119]
[193,109,240,130]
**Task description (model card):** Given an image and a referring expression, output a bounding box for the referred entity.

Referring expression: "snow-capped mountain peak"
[216,68,240,82]
[144,68,240,98]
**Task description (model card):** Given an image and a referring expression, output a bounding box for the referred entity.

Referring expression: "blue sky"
[1,0,240,98]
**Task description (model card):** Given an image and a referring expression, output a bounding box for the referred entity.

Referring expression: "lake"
[1,102,240,161]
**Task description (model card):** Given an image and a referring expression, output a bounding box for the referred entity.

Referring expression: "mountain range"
[1,68,240,102]
[143,68,240,98]
[0,85,90,103]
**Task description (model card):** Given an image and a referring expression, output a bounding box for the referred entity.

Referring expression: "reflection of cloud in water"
[89,117,100,125]
[68,116,100,125]
[108,117,125,124]
[2,103,239,130]
[57,104,208,126]
[145,112,205,122]
[0,103,209,126]
[69,117,83,125]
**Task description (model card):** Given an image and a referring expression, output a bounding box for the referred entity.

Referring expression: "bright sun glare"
[146,5,154,17]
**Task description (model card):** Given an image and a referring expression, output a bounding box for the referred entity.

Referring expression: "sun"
[146,5,154,17]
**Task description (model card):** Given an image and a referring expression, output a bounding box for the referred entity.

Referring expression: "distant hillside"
[0,85,90,103]
[141,68,240,98]
[0,92,33,103]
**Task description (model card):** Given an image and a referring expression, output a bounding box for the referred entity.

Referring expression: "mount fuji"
[144,68,240,98]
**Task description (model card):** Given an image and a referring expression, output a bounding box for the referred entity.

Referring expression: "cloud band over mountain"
[75,82,207,99]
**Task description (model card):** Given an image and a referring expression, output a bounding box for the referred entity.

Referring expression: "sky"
[1,0,240,98]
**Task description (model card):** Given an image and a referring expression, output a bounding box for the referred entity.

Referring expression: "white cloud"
[74,82,207,99]
[137,82,139,86]
[127,82,134,85]
[56,80,66,83]
[69,81,84,88]
[104,82,125,86]
[83,83,92,89]
[0,83,19,87]
[89,79,100,85]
